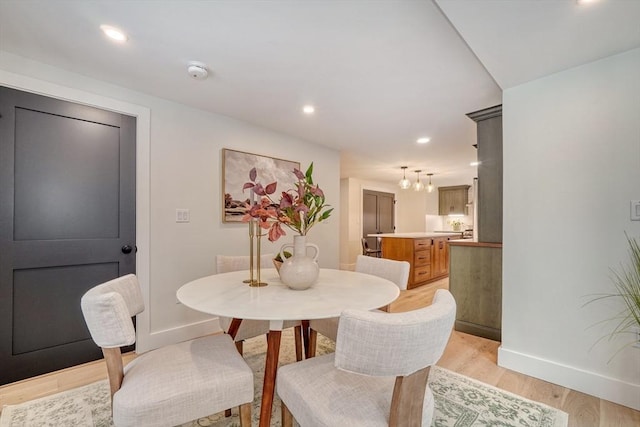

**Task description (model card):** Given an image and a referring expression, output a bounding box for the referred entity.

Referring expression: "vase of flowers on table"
[243,163,332,290]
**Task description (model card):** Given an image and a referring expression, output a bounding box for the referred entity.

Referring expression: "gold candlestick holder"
[244,219,267,287]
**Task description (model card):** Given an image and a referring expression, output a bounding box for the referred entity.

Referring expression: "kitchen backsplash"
[425,214,473,232]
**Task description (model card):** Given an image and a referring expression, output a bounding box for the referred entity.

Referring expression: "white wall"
[396,187,431,232]
[0,52,340,350]
[339,177,398,269]
[501,48,640,410]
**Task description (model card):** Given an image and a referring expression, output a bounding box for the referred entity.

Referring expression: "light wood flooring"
[1,278,638,426]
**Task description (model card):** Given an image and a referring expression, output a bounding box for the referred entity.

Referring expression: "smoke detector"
[187,61,208,80]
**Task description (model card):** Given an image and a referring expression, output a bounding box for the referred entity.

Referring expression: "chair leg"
[281,402,294,427]
[389,366,431,427]
[307,328,317,358]
[101,347,124,404]
[294,325,303,361]
[239,402,252,427]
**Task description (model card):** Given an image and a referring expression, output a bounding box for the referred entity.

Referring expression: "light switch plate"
[631,200,640,221]
[176,208,190,223]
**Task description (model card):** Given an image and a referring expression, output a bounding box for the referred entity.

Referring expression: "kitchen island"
[374,232,462,289]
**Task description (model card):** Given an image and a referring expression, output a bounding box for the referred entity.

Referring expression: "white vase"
[278,235,319,290]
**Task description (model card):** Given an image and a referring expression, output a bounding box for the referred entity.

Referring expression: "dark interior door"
[362,190,395,252]
[0,86,136,384]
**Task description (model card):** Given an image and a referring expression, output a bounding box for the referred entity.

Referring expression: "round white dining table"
[176,268,400,427]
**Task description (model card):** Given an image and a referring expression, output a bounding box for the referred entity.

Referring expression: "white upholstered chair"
[80,274,254,427]
[216,254,304,360]
[277,289,456,427]
[307,255,409,356]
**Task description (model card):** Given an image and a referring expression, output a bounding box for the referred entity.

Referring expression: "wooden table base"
[260,330,282,427]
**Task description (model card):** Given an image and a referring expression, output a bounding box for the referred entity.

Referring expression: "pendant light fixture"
[398,166,411,189]
[426,173,434,193]
[413,170,424,191]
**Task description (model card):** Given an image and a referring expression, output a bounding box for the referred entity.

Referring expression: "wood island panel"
[381,236,451,289]
[448,244,502,341]
[432,237,449,278]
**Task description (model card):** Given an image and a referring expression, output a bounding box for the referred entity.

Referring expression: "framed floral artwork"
[222,148,300,222]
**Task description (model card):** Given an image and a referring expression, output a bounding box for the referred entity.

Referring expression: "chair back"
[335,289,456,377]
[355,254,409,290]
[216,253,275,273]
[80,274,143,348]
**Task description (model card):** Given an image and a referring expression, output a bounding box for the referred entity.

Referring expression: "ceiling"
[1,0,638,187]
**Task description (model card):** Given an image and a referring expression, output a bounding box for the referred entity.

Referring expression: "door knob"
[121,245,133,254]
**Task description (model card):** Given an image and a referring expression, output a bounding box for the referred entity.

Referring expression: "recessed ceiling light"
[302,105,315,114]
[100,25,128,42]
[470,161,481,166]
[416,137,430,144]
[576,0,599,5]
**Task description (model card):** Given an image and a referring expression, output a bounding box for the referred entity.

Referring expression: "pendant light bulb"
[427,173,434,193]
[398,166,411,189]
[413,170,424,191]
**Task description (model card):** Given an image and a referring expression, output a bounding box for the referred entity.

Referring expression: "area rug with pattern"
[0,330,567,427]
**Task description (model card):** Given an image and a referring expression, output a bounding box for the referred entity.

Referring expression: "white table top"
[177,268,400,323]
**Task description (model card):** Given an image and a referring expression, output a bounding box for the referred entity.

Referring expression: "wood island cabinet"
[380,235,453,289]
[412,238,432,285]
[431,237,449,278]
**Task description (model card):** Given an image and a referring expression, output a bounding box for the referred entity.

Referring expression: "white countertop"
[372,232,462,238]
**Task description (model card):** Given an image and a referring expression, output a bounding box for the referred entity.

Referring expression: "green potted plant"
[448,219,464,232]
[586,234,640,356]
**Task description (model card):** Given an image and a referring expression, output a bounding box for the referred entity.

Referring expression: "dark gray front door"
[362,190,395,252]
[0,86,136,384]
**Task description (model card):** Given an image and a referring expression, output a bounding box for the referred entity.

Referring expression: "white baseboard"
[498,346,640,411]
[136,318,223,353]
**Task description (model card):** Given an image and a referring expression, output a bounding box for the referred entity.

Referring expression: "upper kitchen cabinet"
[467,105,502,243]
[438,185,470,216]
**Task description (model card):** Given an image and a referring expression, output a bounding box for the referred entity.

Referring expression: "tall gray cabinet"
[449,105,503,342]
[467,105,503,243]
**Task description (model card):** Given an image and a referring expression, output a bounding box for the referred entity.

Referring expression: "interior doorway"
[0,86,137,384]
[362,190,395,254]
